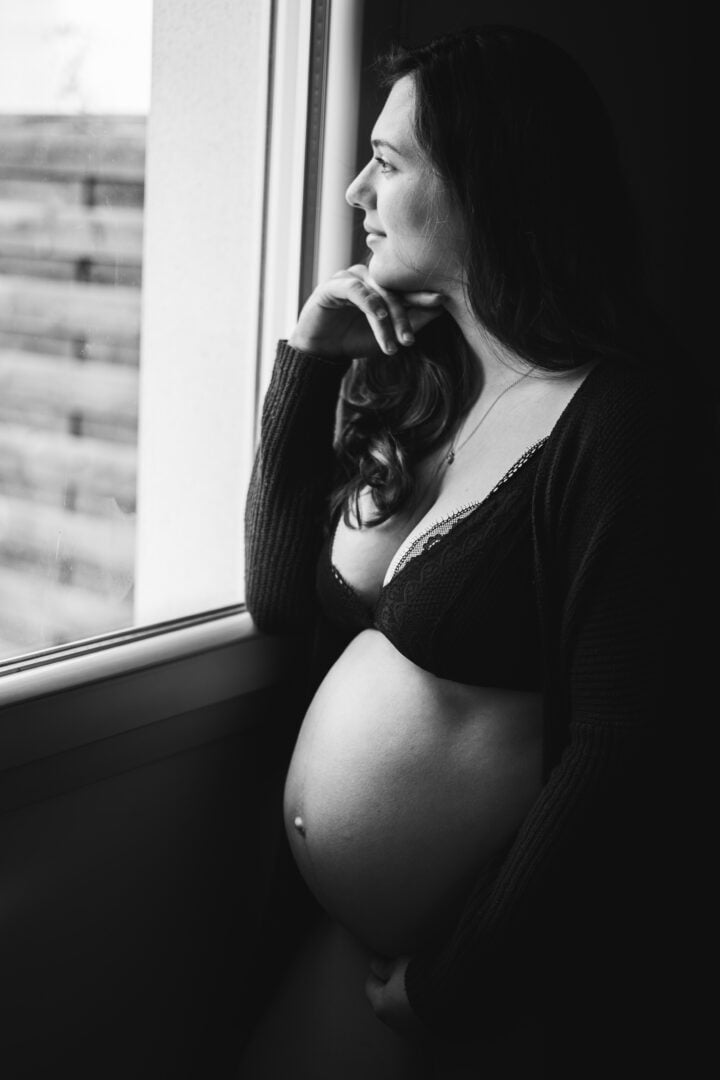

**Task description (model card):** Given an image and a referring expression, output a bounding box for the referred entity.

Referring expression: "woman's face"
[345,75,465,295]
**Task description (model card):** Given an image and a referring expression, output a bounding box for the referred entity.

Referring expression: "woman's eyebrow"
[371,137,404,156]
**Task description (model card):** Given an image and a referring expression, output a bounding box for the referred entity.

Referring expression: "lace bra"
[316,438,548,690]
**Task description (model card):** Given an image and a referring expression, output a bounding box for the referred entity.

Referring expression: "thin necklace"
[445,368,534,466]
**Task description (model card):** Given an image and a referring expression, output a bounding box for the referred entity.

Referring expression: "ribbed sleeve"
[244,341,349,634]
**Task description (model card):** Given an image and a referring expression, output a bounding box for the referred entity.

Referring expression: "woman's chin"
[368,257,430,295]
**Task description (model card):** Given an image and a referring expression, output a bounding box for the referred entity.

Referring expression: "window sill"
[0,607,302,770]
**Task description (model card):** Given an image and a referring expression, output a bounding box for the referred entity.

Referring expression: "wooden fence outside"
[0,115,145,659]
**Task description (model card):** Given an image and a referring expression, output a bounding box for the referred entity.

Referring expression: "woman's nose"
[345,163,373,210]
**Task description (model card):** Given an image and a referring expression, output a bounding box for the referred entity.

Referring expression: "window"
[0,0,365,682]
[0,0,152,660]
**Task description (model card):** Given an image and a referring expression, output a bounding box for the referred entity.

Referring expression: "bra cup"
[315,442,546,691]
[374,472,543,689]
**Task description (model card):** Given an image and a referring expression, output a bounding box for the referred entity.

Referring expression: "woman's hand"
[365,954,426,1038]
[288,264,444,360]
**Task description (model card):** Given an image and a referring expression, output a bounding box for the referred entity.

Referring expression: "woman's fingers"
[312,265,446,356]
[342,277,399,355]
[407,304,444,335]
[360,272,446,345]
[364,955,426,1038]
[402,290,444,308]
[363,275,418,347]
[346,268,445,352]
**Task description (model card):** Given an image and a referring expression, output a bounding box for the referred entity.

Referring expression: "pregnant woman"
[242,24,709,1080]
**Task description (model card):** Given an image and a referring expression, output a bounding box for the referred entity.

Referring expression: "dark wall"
[0,690,301,1080]
[356,0,698,381]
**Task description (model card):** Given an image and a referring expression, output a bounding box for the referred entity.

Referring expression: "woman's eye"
[373,156,393,174]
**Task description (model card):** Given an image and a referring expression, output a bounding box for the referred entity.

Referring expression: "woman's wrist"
[285,333,346,365]
[286,331,319,355]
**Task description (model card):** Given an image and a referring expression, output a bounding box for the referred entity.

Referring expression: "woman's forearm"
[244,341,349,633]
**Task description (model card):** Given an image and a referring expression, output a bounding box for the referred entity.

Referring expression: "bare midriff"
[283,628,543,956]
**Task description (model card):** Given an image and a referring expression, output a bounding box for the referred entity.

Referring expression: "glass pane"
[0,1,153,659]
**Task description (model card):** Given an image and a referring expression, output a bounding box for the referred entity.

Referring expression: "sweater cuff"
[275,339,351,381]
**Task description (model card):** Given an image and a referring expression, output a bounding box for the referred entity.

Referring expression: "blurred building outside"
[0,0,152,660]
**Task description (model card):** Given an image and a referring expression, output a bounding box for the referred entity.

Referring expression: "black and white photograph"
[0,2,712,1078]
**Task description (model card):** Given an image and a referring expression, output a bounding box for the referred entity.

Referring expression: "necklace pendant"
[446,449,455,465]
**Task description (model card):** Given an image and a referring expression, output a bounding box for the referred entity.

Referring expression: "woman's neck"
[442,290,535,393]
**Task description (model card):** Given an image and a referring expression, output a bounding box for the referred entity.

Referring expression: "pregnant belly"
[284,629,543,956]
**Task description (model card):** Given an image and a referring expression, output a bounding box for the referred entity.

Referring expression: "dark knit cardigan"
[245,340,715,1051]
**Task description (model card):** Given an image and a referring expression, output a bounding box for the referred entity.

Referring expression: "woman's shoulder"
[550,311,718,441]
[537,353,717,509]
[564,355,665,418]
[547,354,702,456]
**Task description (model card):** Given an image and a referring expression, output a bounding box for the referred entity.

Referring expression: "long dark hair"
[333,25,646,526]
